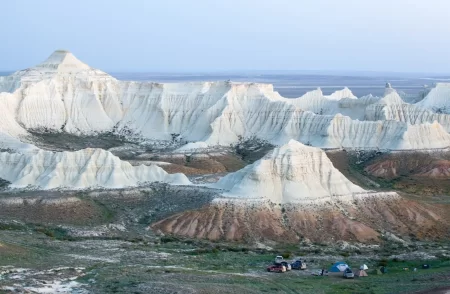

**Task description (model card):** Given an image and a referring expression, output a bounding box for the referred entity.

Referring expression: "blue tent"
[329,261,349,272]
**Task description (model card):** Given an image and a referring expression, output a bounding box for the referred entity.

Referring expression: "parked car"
[343,268,354,279]
[267,263,286,273]
[280,261,292,271]
[291,260,307,270]
[275,256,284,263]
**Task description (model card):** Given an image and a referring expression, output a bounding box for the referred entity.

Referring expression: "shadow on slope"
[27,131,132,152]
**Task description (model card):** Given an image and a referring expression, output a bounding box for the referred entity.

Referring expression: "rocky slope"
[152,197,447,243]
[152,141,448,243]
[365,155,450,179]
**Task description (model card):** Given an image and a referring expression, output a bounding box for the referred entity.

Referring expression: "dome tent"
[357,264,369,277]
[329,262,349,272]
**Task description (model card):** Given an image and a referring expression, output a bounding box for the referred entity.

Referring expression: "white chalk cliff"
[363,84,450,133]
[1,51,450,153]
[0,148,190,190]
[416,83,450,113]
[212,140,397,205]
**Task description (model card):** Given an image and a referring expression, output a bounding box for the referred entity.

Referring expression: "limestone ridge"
[1,51,450,152]
[0,148,190,190]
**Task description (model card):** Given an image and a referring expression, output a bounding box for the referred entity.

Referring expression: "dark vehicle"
[291,260,307,270]
[267,263,286,273]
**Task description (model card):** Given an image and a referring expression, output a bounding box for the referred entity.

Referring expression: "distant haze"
[1,0,450,73]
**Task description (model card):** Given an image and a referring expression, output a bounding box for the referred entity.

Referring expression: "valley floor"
[0,184,449,293]
[1,229,450,293]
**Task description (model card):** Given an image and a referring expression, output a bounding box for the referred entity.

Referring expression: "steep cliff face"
[365,88,450,132]
[16,75,123,134]
[1,51,450,152]
[416,83,450,113]
[0,91,36,151]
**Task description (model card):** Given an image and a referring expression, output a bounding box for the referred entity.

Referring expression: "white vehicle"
[280,261,292,271]
[343,268,355,279]
[275,256,284,263]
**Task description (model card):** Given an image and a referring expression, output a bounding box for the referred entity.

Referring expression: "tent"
[375,266,387,274]
[357,270,368,277]
[329,262,349,272]
[360,264,368,270]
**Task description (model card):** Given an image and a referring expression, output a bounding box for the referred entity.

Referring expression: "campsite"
[1,226,450,293]
[259,252,450,293]
[267,259,385,278]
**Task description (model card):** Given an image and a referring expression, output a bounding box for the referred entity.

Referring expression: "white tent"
[360,264,368,270]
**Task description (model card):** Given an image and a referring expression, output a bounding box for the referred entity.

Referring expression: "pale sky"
[1,0,450,73]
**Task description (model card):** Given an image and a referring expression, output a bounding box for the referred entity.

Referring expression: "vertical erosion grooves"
[151,197,449,243]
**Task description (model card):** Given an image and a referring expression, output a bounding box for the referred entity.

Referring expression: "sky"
[1,0,450,73]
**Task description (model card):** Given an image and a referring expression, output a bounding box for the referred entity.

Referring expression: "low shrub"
[160,236,180,243]
[378,258,388,267]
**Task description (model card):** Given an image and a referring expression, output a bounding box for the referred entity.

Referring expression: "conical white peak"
[379,91,404,105]
[212,140,399,205]
[36,50,91,72]
[327,87,357,100]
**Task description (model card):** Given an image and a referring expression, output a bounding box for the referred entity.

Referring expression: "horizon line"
[1,68,450,77]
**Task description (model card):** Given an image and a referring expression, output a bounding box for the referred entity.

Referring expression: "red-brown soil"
[152,197,450,243]
[142,152,246,175]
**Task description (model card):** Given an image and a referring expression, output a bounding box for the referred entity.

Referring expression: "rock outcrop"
[0,148,190,190]
[212,140,397,204]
